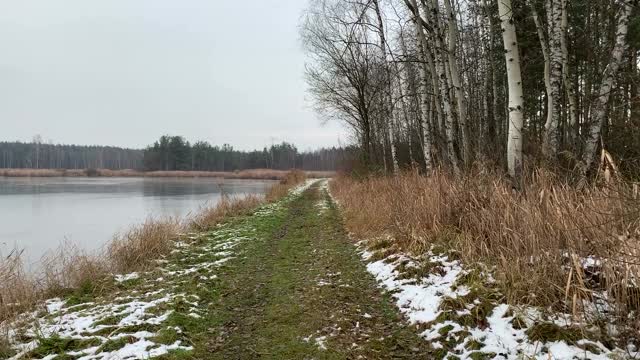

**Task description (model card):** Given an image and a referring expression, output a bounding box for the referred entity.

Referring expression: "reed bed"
[331,169,640,335]
[0,170,306,330]
[266,169,307,201]
[0,168,334,179]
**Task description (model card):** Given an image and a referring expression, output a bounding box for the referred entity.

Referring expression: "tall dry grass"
[266,169,307,201]
[191,195,264,231]
[107,219,182,273]
[331,169,640,333]
[0,251,38,322]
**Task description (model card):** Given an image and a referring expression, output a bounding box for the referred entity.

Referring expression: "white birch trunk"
[426,0,460,174]
[544,0,564,157]
[498,0,525,185]
[408,0,437,170]
[443,0,471,167]
[372,0,399,174]
[580,1,633,177]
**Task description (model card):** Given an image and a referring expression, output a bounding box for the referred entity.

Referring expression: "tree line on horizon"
[302,0,640,183]
[142,135,351,172]
[0,136,351,172]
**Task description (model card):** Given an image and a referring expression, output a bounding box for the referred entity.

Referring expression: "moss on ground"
[27,335,102,358]
[526,323,583,344]
[96,336,137,353]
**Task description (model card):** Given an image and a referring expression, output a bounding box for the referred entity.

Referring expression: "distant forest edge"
[0,136,353,173]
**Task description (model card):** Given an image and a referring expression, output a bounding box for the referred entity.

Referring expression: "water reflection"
[0,177,273,269]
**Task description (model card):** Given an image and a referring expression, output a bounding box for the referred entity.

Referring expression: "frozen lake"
[0,177,273,268]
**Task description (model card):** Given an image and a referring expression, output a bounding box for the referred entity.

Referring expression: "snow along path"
[356,236,638,359]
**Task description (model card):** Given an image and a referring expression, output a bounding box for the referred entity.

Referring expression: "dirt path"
[6,181,433,360]
[179,181,431,359]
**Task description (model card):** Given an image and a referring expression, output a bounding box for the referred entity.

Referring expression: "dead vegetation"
[266,169,308,201]
[0,170,306,331]
[190,195,264,231]
[331,169,640,337]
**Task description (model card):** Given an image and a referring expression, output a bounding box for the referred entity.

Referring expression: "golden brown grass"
[266,169,307,201]
[331,169,640,332]
[0,251,38,323]
[191,195,264,231]
[107,219,182,273]
[0,168,334,179]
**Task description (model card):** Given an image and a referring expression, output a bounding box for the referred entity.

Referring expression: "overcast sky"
[0,0,346,151]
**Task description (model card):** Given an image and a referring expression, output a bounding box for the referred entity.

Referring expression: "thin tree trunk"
[560,0,579,147]
[426,0,460,173]
[498,0,525,187]
[372,0,399,173]
[580,1,633,177]
[406,0,437,170]
[443,0,471,167]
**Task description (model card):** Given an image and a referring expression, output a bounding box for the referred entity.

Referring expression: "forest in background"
[303,0,640,347]
[0,136,351,172]
[302,0,640,182]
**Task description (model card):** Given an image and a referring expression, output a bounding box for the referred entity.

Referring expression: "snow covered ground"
[360,241,638,359]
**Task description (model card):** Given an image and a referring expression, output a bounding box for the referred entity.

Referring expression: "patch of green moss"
[465,339,484,350]
[396,260,444,281]
[154,348,194,359]
[432,347,449,360]
[152,327,181,345]
[438,324,455,336]
[468,351,497,360]
[93,314,125,326]
[526,323,583,344]
[96,336,136,353]
[28,335,102,358]
[116,278,143,289]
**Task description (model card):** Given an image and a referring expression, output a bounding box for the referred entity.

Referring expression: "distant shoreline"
[0,168,334,180]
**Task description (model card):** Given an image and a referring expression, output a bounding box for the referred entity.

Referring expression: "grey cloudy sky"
[0,0,346,151]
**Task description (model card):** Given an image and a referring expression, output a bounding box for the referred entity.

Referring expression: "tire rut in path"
[200,183,432,359]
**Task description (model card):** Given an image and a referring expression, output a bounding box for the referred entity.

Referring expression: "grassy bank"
[1,179,436,359]
[331,170,640,349]
[0,171,308,329]
[2,176,637,359]
[0,168,334,179]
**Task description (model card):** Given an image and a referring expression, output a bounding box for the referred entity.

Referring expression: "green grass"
[163,182,433,359]
[96,336,136,353]
[28,335,102,358]
[12,182,440,359]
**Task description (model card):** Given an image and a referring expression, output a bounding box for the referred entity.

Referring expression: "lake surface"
[0,177,274,268]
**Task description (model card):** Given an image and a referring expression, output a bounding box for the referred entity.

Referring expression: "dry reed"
[191,195,264,231]
[107,219,182,273]
[331,168,640,334]
[266,169,307,201]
